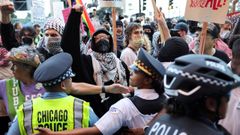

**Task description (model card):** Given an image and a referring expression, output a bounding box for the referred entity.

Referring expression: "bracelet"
[102,86,106,93]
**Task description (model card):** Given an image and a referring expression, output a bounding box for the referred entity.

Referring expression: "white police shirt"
[95,89,159,135]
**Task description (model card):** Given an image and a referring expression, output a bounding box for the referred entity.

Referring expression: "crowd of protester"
[0,0,240,135]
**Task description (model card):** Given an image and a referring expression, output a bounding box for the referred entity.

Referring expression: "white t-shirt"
[120,47,137,67]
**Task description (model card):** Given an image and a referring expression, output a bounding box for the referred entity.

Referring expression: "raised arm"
[154,10,171,44]
[0,2,19,50]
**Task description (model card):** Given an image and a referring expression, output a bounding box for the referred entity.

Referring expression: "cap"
[116,20,123,27]
[172,22,188,33]
[34,53,75,87]
[132,48,165,79]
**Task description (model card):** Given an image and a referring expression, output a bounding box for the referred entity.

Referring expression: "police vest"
[146,114,225,135]
[17,96,90,135]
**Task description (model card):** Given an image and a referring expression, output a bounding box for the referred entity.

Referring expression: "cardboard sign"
[184,0,229,24]
[31,0,45,27]
[99,0,123,8]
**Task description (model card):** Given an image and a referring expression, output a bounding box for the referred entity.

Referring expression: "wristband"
[102,86,106,93]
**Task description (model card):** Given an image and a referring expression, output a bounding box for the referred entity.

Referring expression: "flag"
[67,0,95,36]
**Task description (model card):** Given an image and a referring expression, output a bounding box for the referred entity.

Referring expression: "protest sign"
[31,0,45,27]
[99,0,123,8]
[185,0,229,24]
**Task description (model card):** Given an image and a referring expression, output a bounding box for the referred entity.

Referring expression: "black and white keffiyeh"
[91,52,127,86]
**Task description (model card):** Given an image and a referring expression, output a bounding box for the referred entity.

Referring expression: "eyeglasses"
[133,30,143,35]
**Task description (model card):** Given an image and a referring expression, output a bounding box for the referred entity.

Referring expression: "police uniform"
[95,48,167,135]
[8,53,98,135]
[146,114,228,135]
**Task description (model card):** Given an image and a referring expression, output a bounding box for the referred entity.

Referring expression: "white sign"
[31,0,45,27]
[99,0,123,8]
[52,1,64,21]
[184,0,229,24]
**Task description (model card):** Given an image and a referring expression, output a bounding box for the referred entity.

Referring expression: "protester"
[0,45,45,122]
[60,5,129,117]
[120,22,143,67]
[34,48,167,135]
[116,20,125,58]
[171,22,193,44]
[1,2,36,50]
[146,54,240,135]
[190,23,230,63]
[36,17,64,60]
[220,39,240,135]
[33,24,43,45]
[0,47,13,134]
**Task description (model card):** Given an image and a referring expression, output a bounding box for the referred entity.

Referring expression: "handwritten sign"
[184,0,229,24]
[31,0,45,27]
[99,0,123,8]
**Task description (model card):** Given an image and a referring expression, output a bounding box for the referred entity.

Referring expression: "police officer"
[34,48,167,135]
[7,53,99,135]
[146,54,240,135]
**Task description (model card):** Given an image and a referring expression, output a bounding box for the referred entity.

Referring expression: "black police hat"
[34,53,75,87]
[132,48,165,79]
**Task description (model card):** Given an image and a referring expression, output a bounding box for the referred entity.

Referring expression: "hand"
[33,127,54,135]
[105,84,134,94]
[72,4,84,13]
[0,1,14,15]
[233,0,238,5]
[154,9,164,23]
[121,128,144,135]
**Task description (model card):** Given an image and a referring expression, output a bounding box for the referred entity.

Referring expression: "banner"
[184,0,229,24]
[99,0,123,8]
[31,0,45,27]
[52,1,64,21]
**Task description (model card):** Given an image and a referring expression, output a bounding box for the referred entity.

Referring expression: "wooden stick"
[112,7,117,54]
[151,0,164,44]
[199,22,208,54]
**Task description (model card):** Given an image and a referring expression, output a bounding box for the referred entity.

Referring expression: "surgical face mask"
[22,37,33,45]
[94,39,111,53]
[220,30,230,39]
[132,38,144,48]
[44,36,62,54]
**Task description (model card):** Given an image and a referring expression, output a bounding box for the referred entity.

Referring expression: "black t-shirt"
[189,50,230,63]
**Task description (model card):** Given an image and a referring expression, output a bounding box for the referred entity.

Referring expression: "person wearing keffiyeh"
[61,5,130,117]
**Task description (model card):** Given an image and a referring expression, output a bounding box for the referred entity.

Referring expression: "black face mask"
[144,32,153,41]
[22,37,33,45]
[94,39,111,53]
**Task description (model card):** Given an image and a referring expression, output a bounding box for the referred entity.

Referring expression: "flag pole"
[112,7,117,54]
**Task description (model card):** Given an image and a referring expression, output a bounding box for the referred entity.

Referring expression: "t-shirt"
[189,50,230,64]
[0,78,45,119]
[120,47,137,67]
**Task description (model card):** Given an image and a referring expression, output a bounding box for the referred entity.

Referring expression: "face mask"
[220,30,230,39]
[44,36,62,54]
[22,37,33,45]
[94,39,111,53]
[132,38,144,48]
[144,32,153,41]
